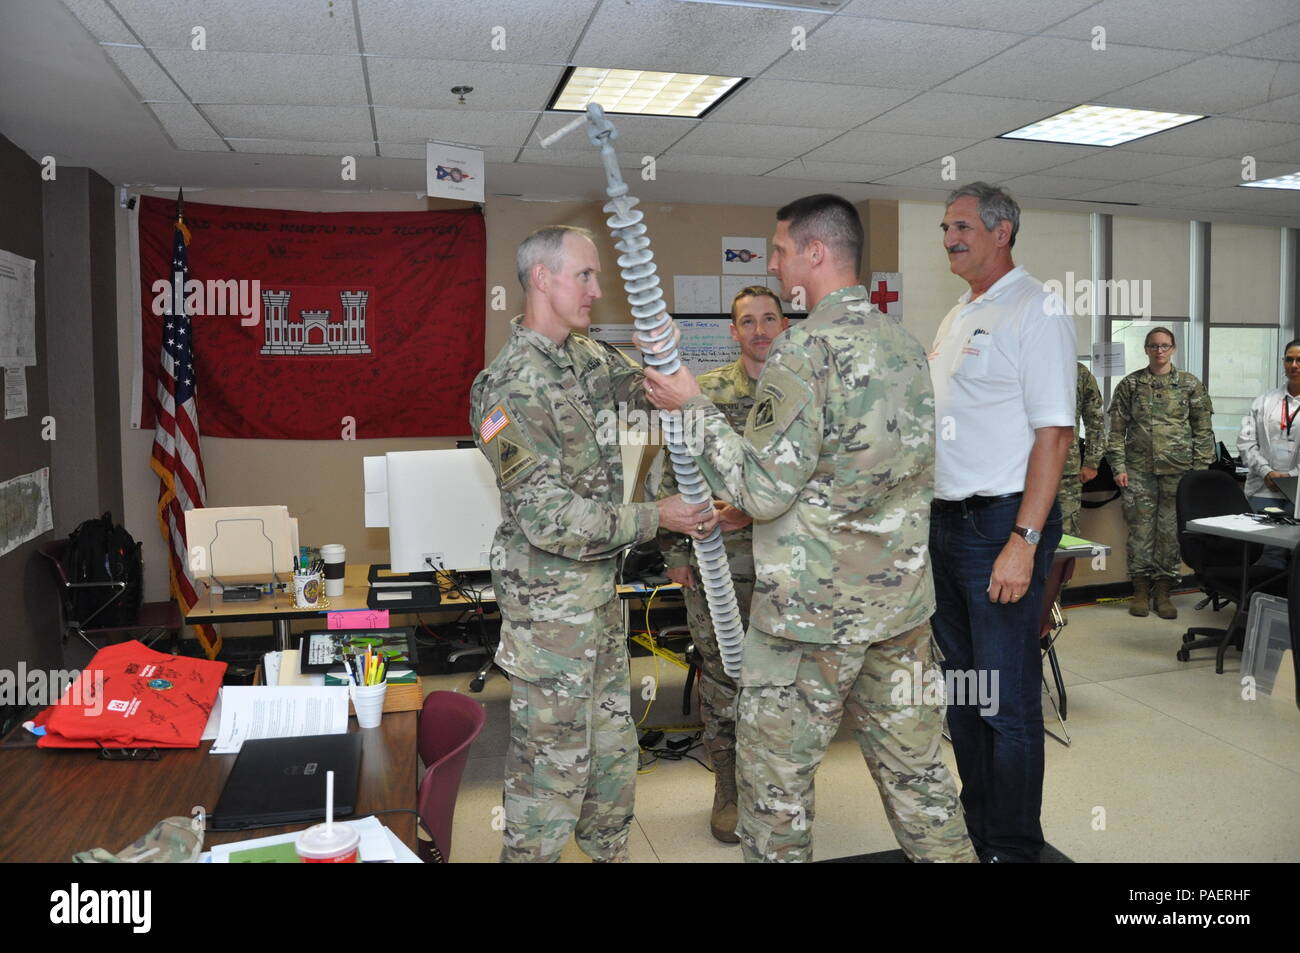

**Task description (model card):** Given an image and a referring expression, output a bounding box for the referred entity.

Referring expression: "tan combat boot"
[708,747,740,844]
[1129,576,1150,617]
[1151,579,1178,619]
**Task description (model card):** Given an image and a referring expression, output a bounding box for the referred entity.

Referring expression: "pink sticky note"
[327,609,390,629]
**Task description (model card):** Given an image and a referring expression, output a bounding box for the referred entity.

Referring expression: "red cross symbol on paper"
[870,280,899,313]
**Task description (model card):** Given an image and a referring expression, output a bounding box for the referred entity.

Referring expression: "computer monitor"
[384,448,502,573]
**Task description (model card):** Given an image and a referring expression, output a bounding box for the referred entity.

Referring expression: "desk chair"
[38,540,182,666]
[1039,556,1076,747]
[1176,470,1287,673]
[416,690,486,863]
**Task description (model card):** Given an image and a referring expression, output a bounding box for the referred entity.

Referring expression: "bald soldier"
[657,284,788,843]
[471,225,715,863]
[645,195,975,863]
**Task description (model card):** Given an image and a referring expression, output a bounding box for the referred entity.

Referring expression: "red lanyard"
[1282,396,1298,437]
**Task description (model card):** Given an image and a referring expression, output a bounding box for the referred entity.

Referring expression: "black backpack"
[62,513,144,628]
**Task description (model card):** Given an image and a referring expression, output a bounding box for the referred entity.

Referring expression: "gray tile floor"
[424,592,1299,863]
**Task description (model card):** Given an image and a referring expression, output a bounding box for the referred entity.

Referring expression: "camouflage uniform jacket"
[1106,365,1215,474]
[684,285,936,646]
[1065,361,1105,476]
[470,317,659,667]
[658,358,756,571]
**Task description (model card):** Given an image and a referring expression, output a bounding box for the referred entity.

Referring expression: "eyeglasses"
[1145,343,1174,352]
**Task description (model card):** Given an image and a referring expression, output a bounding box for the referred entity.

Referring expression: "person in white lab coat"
[1238,339,1300,514]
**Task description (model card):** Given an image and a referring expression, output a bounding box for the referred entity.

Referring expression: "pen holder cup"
[350,681,388,729]
[292,571,324,609]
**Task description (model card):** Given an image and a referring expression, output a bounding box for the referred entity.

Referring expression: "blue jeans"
[929,496,1063,863]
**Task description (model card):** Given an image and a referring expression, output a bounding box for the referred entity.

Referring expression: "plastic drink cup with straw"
[294,770,360,863]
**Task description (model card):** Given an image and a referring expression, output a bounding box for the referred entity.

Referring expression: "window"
[1208,326,1281,449]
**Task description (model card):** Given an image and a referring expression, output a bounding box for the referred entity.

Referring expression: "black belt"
[931,492,1023,513]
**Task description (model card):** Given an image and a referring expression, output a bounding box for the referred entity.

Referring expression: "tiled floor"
[424,592,1299,863]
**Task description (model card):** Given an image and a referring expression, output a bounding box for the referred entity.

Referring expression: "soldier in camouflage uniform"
[645,196,975,863]
[657,285,787,843]
[1107,326,1215,620]
[471,225,716,863]
[1058,362,1105,536]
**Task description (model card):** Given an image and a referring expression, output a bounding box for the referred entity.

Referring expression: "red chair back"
[416,690,486,862]
[1038,556,1077,642]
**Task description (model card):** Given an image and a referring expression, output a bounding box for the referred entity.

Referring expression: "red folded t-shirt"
[37,641,226,749]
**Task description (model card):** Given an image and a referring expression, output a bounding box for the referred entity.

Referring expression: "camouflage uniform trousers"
[735,623,976,863]
[680,549,754,761]
[1121,469,1185,581]
[1057,470,1082,537]
[500,598,638,863]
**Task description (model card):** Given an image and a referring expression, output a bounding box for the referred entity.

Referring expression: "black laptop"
[210,733,363,831]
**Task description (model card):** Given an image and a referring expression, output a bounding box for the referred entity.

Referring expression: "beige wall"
[118,190,892,606]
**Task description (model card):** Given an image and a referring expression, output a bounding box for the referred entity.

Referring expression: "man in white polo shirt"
[928,182,1075,863]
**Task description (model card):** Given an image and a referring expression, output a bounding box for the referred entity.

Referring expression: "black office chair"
[1175,470,1286,673]
[1287,543,1300,712]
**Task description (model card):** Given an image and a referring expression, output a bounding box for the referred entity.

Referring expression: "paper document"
[1187,514,1272,533]
[0,466,53,558]
[4,364,26,419]
[0,249,36,366]
[209,685,348,755]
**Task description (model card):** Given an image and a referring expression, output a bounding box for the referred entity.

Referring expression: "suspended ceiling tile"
[109,0,361,54]
[667,121,840,159]
[656,154,786,176]
[1048,0,1300,54]
[860,92,1076,139]
[61,0,136,44]
[767,17,1022,89]
[170,138,232,152]
[709,79,913,129]
[154,49,368,106]
[148,101,220,139]
[574,0,819,78]
[202,104,373,141]
[801,130,977,165]
[372,107,536,146]
[839,0,1098,33]
[227,139,378,157]
[1223,21,1300,59]
[103,45,186,100]
[1044,150,1210,181]
[763,159,899,182]
[999,173,1122,198]
[1122,117,1300,156]
[355,0,598,63]
[945,138,1098,175]
[367,58,565,111]
[938,37,1199,101]
[1103,56,1300,115]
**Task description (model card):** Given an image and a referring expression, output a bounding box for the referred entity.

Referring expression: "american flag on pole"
[149,190,220,658]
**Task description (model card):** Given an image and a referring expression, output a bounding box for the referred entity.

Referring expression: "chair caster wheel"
[1176,649,1189,662]
[469,677,485,693]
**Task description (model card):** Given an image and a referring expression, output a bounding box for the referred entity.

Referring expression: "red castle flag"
[136,198,485,440]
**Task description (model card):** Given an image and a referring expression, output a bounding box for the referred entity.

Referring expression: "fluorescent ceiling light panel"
[549,67,744,118]
[1240,172,1300,190]
[1000,104,1204,147]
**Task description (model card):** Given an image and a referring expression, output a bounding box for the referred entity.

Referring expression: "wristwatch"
[1012,525,1042,545]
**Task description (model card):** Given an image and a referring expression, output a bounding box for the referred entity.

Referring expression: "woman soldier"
[1107,327,1215,619]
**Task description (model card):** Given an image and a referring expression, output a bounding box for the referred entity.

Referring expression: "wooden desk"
[0,711,418,862]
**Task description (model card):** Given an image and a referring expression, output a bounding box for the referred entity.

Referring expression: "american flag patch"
[479,405,509,443]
